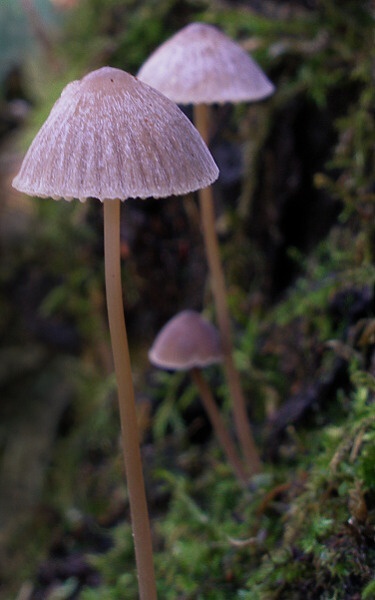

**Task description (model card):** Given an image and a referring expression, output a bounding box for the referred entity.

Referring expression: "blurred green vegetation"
[0,0,60,85]
[1,0,375,598]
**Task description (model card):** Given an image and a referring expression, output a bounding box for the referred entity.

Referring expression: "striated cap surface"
[137,22,275,105]
[12,66,219,202]
[149,309,223,371]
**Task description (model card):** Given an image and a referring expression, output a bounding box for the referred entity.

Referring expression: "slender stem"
[193,104,261,475]
[191,367,248,485]
[103,199,157,600]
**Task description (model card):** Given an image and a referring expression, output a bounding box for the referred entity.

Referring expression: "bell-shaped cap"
[149,309,223,371]
[12,66,219,202]
[137,22,275,105]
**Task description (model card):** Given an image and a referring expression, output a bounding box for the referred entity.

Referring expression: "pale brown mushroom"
[12,66,218,600]
[13,66,218,200]
[138,23,273,475]
[137,22,274,105]
[149,310,248,485]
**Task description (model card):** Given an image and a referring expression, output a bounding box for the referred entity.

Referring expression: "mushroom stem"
[190,367,248,485]
[103,199,157,600]
[193,103,261,475]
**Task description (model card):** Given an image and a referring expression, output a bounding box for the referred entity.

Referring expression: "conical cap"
[149,310,223,371]
[137,22,275,105]
[12,66,219,202]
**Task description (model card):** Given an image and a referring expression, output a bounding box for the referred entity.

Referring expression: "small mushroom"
[138,23,273,474]
[12,66,219,600]
[149,310,248,484]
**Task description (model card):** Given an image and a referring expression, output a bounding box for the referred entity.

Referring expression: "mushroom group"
[138,22,274,474]
[12,65,218,600]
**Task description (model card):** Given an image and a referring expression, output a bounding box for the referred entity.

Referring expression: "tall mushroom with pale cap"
[149,310,247,485]
[138,22,274,475]
[12,66,218,600]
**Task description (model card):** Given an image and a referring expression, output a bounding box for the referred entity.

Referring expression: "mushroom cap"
[149,309,223,371]
[137,22,275,105]
[12,66,219,202]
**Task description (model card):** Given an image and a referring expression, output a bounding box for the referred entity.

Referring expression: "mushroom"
[149,310,248,485]
[138,22,274,474]
[137,22,274,105]
[12,66,219,600]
